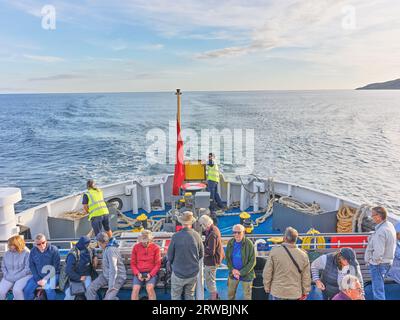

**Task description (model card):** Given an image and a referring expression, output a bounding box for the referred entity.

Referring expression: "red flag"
[172,89,184,195]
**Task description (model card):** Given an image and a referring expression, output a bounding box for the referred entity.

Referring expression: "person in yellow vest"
[82,179,112,238]
[206,153,224,210]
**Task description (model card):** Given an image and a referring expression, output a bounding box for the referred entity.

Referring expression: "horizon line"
[0,88,364,95]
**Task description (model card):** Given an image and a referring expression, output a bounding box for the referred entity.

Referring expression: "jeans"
[207,180,223,209]
[0,275,32,300]
[23,275,59,300]
[85,274,125,300]
[369,263,391,300]
[91,214,111,236]
[64,276,92,300]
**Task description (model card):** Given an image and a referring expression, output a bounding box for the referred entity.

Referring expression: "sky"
[1,0,400,93]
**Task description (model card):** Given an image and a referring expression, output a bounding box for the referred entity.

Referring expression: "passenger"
[311,247,364,300]
[167,211,204,300]
[387,222,400,284]
[130,230,161,300]
[263,227,311,300]
[63,236,97,300]
[226,224,256,300]
[332,274,365,300]
[364,206,397,300]
[23,233,60,300]
[198,215,224,300]
[0,235,31,300]
[206,153,224,210]
[86,233,126,300]
[83,179,112,237]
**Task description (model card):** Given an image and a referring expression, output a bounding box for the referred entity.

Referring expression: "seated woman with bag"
[62,236,97,300]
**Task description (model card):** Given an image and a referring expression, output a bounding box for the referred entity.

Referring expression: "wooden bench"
[0,249,170,295]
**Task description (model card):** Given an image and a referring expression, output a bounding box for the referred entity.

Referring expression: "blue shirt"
[232,241,243,271]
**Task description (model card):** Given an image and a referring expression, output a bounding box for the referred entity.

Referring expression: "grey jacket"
[1,248,31,283]
[167,227,204,279]
[365,220,397,265]
[102,244,126,289]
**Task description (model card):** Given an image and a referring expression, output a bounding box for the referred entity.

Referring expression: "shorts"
[133,274,158,286]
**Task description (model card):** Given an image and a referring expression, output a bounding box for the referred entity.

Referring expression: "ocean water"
[0,90,399,215]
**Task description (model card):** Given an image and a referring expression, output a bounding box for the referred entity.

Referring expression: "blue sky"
[1,0,400,92]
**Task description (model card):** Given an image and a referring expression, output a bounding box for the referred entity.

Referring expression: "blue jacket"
[29,243,60,282]
[65,236,93,282]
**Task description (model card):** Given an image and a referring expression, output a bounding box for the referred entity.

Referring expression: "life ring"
[107,197,123,210]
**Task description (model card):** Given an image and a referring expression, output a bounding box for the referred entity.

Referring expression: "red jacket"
[130,242,161,277]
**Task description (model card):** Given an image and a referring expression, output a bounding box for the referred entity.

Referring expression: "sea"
[0,90,399,215]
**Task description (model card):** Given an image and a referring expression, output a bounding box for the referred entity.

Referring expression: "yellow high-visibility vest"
[85,188,109,221]
[207,162,220,183]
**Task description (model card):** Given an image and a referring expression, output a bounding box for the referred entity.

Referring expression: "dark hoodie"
[65,236,94,282]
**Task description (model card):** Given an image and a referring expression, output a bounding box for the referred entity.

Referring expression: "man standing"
[263,227,311,300]
[83,179,112,237]
[206,153,224,210]
[225,224,256,300]
[24,234,60,300]
[364,206,397,300]
[167,211,204,300]
[198,215,224,300]
[86,232,126,300]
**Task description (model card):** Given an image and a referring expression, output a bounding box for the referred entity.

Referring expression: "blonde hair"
[8,235,26,253]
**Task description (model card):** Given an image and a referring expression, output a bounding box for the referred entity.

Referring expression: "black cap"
[339,247,357,266]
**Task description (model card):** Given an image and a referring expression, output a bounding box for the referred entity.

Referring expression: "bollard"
[0,188,22,241]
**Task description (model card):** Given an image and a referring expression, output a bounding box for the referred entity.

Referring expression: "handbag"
[69,280,86,296]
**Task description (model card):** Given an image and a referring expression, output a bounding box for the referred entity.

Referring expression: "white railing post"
[196,258,204,300]
[0,188,22,241]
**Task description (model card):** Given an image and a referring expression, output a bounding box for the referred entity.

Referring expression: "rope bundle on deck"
[278,196,323,215]
[336,206,357,233]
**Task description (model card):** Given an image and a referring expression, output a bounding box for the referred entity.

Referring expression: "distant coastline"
[356,78,400,90]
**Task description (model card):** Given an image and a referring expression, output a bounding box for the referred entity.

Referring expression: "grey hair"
[198,215,214,228]
[35,233,46,241]
[96,232,110,244]
[232,224,245,232]
[340,274,360,291]
[284,227,298,244]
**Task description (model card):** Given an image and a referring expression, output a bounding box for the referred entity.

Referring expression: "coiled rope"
[336,206,357,233]
[278,196,323,215]
[336,204,374,233]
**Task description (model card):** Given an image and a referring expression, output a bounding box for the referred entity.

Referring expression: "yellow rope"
[336,205,357,233]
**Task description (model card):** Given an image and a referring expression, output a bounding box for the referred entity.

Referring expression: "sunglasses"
[233,231,242,234]
[36,241,47,246]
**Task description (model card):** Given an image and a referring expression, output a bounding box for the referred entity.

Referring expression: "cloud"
[139,44,164,51]
[23,54,65,62]
[28,74,83,81]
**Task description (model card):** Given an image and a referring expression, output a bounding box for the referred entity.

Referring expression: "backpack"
[59,247,81,292]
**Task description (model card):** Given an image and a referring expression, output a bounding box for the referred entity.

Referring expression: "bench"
[0,248,170,298]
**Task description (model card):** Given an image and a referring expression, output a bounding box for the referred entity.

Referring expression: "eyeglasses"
[36,241,46,246]
[233,231,242,234]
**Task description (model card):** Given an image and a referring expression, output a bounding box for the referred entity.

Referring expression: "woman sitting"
[0,235,31,300]
[311,247,364,300]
